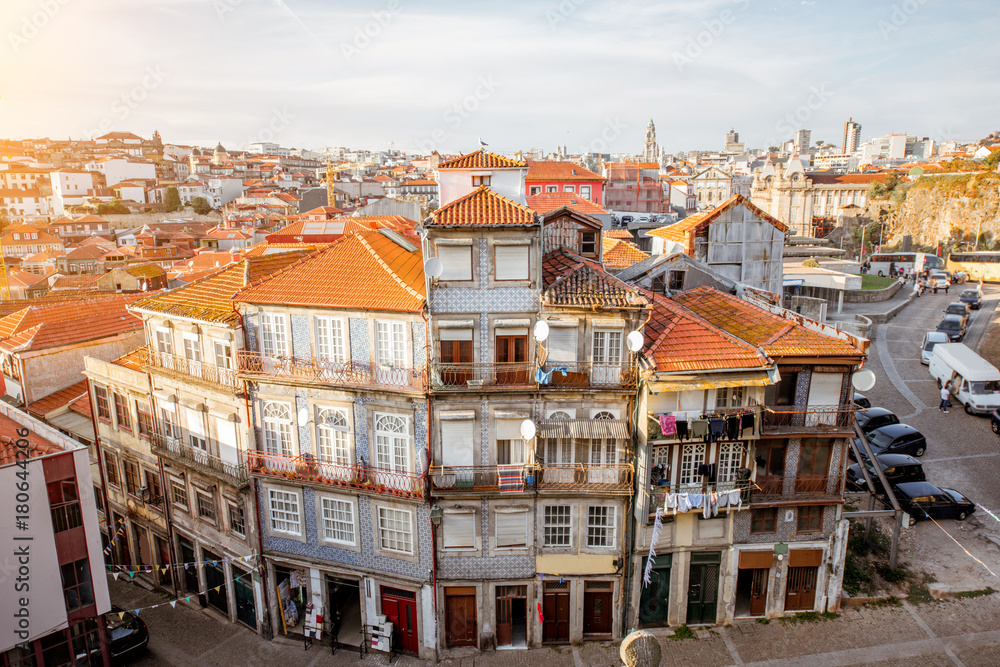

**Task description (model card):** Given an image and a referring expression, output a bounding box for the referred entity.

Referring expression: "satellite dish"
[141,281,147,291]
[297,407,309,424]
[519,419,536,441]
[852,368,876,392]
[626,330,644,352]
[188,260,194,267]
[424,258,443,279]
[533,321,549,342]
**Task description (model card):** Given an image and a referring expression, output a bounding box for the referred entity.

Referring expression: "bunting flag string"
[115,566,259,615]
[102,519,128,557]
[105,553,258,572]
[916,502,999,580]
[976,503,1000,524]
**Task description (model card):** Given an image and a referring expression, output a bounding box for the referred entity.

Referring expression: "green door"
[638,555,672,624]
[686,552,721,625]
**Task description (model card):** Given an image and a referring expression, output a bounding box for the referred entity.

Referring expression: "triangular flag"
[185,596,192,601]
[118,612,125,620]
[160,567,167,575]
[112,572,120,581]
[170,601,176,608]
[129,572,136,580]
[214,586,221,593]
[185,564,190,571]
[134,609,140,616]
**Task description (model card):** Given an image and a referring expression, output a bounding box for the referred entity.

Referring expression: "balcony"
[151,433,249,488]
[429,362,536,391]
[536,463,634,495]
[760,404,856,434]
[237,351,426,394]
[248,450,424,499]
[647,480,751,522]
[428,463,634,495]
[145,348,241,391]
[429,465,535,493]
[648,406,761,442]
[750,473,841,503]
[538,361,637,390]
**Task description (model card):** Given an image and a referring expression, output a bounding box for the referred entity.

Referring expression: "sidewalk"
[109,575,1000,666]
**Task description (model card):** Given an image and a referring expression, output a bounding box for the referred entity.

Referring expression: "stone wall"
[843,280,901,303]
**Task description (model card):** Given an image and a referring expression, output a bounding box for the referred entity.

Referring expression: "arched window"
[317,408,350,465]
[593,411,615,420]
[549,411,572,420]
[375,414,410,473]
[262,401,292,456]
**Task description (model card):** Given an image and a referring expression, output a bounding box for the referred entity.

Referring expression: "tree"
[985,149,1000,170]
[164,186,181,212]
[0,208,9,233]
[191,196,212,215]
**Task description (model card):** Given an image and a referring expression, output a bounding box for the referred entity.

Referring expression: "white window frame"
[580,185,592,200]
[183,334,201,363]
[377,506,414,554]
[376,320,407,368]
[213,340,232,369]
[260,312,288,357]
[680,443,706,486]
[316,407,351,466]
[543,505,572,547]
[315,316,347,363]
[262,401,294,457]
[319,496,357,546]
[267,488,301,536]
[374,413,411,474]
[586,506,616,548]
[718,442,745,483]
[155,328,173,355]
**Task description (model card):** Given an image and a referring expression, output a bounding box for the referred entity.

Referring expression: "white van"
[928,343,1000,414]
[920,331,950,365]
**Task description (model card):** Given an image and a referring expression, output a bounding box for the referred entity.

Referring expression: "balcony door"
[591,330,623,385]
[439,329,473,386]
[374,414,413,492]
[544,438,574,484]
[376,320,407,384]
[588,439,620,485]
[495,333,528,385]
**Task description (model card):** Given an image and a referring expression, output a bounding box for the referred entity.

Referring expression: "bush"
[191,196,212,215]
[164,186,181,212]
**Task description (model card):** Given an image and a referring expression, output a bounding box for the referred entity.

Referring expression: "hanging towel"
[718,491,730,509]
[740,412,755,435]
[676,420,689,440]
[663,493,677,512]
[688,493,704,510]
[675,493,691,514]
[703,495,711,518]
[535,368,554,384]
[710,492,719,517]
[708,418,725,441]
[691,419,709,440]
[726,415,740,440]
[659,414,677,436]
[497,465,525,493]
[728,488,742,511]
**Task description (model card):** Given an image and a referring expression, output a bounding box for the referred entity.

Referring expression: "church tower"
[643,119,660,163]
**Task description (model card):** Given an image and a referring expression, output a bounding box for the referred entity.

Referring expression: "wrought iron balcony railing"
[750,473,841,502]
[429,362,536,390]
[237,351,426,393]
[144,348,241,390]
[760,404,856,433]
[151,433,249,488]
[248,450,424,499]
[536,463,634,495]
[538,361,638,390]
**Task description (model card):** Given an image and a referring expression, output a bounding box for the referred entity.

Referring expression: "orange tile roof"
[526,193,608,216]
[69,392,92,419]
[437,150,526,170]
[25,380,89,417]
[525,160,603,181]
[643,291,770,373]
[601,237,649,271]
[542,249,647,309]
[603,229,633,239]
[112,348,145,372]
[132,250,314,325]
[0,294,145,353]
[673,285,864,359]
[647,194,787,256]
[235,232,424,313]
[432,186,537,227]
[267,215,416,241]
[808,173,891,185]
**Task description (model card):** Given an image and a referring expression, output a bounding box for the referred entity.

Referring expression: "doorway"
[234,567,257,630]
[179,537,201,600]
[326,576,361,649]
[496,585,527,648]
[381,586,419,655]
[444,587,477,648]
[785,567,818,611]
[495,335,528,385]
[542,581,570,644]
[155,535,172,586]
[203,549,228,614]
[582,581,613,637]
[638,555,671,625]
[686,552,721,625]
[735,551,771,617]
[133,524,151,567]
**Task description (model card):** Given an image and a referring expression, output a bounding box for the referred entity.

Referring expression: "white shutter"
[215,417,238,464]
[440,328,473,341]
[185,407,205,436]
[441,420,474,467]
[495,246,529,281]
[546,327,577,362]
[496,419,523,440]
[443,512,475,548]
[496,510,528,548]
[438,246,472,280]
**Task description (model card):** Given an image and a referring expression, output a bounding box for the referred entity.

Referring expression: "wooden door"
[180,539,199,596]
[495,585,526,647]
[156,536,172,585]
[381,587,419,655]
[583,581,613,636]
[785,567,817,611]
[638,558,670,624]
[204,550,228,614]
[749,568,768,616]
[234,568,256,629]
[686,553,721,625]
[444,588,477,648]
[495,335,528,385]
[440,340,473,386]
[542,582,570,643]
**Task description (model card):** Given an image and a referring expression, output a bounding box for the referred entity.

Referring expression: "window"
[94,385,111,421]
[60,558,95,612]
[123,459,140,496]
[170,479,187,508]
[580,232,598,257]
[715,386,744,409]
[495,245,529,281]
[771,370,799,406]
[161,406,180,438]
[136,401,153,439]
[563,184,575,193]
[196,490,216,522]
[580,185,592,200]
[496,510,528,548]
[214,341,232,369]
[375,413,410,473]
[755,443,786,478]
[228,502,246,537]
[440,418,475,467]
[103,451,120,488]
[529,186,541,195]
[546,326,577,362]
[472,175,491,187]
[679,443,706,486]
[651,275,666,294]
[114,393,131,430]
[260,312,288,356]
[439,329,473,364]
[797,506,823,533]
[320,497,355,545]
[587,506,616,547]
[268,489,301,534]
[798,438,834,477]
[378,507,413,554]
[48,479,82,533]
[546,185,558,193]
[190,434,208,452]
[155,329,173,355]
[315,317,347,362]
[442,511,476,549]
[751,508,777,533]
[497,438,526,465]
[668,270,685,291]
[144,469,162,506]
[592,329,622,367]
[183,336,201,362]
[717,443,744,483]
[263,401,293,456]
[317,408,350,465]
[437,245,473,281]
[544,505,571,546]
[376,320,406,368]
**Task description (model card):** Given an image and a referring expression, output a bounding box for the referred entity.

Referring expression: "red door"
[542,582,570,643]
[381,587,419,655]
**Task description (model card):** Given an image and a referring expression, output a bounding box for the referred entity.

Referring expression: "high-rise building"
[643,119,660,163]
[724,129,744,153]
[793,129,812,156]
[842,118,862,154]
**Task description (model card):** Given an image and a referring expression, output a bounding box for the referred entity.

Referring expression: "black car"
[893,481,975,523]
[863,423,927,458]
[936,314,966,342]
[959,288,982,310]
[853,393,871,409]
[855,407,900,435]
[991,409,1000,435]
[105,606,149,661]
[944,302,971,327]
[846,453,925,493]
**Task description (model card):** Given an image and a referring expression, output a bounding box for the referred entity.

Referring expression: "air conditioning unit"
[139,485,151,502]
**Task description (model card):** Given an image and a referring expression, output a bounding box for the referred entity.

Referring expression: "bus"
[866,252,943,277]
[947,251,1000,283]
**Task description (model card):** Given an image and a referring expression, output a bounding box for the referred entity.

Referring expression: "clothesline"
[655,411,756,442]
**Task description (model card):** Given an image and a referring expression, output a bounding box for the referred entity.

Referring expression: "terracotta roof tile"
[438,150,526,170]
[0,294,145,352]
[525,160,603,181]
[603,229,633,239]
[112,348,145,372]
[526,193,608,216]
[432,186,537,227]
[267,215,416,242]
[542,249,647,309]
[25,380,89,417]
[69,392,92,419]
[601,237,649,271]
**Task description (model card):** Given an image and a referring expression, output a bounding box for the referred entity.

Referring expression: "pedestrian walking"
[913,279,922,297]
[940,380,951,413]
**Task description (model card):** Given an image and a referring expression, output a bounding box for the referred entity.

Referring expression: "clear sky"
[1,0,997,155]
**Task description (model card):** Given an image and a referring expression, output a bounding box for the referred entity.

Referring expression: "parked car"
[929,271,951,293]
[855,407,900,435]
[936,314,966,342]
[959,288,982,310]
[921,331,950,365]
[846,453,925,493]
[991,409,1000,434]
[103,606,149,662]
[944,302,971,328]
[893,481,975,524]
[620,215,634,224]
[861,423,927,458]
[853,393,871,409]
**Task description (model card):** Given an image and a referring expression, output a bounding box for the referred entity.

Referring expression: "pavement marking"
[903,601,965,667]
[877,322,926,414]
[921,452,1000,463]
[719,626,744,665]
